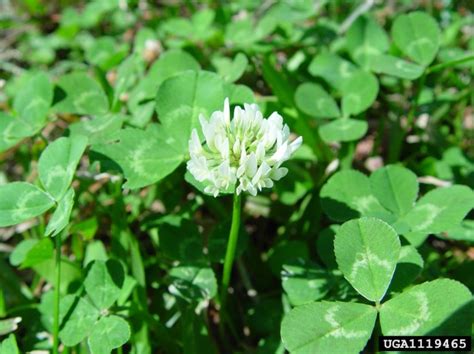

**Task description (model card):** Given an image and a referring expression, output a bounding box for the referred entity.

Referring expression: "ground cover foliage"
[0,0,473,353]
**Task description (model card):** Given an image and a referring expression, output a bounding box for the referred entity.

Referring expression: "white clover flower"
[187,98,302,197]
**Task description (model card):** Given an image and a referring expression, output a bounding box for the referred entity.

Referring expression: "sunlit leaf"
[92,127,184,189]
[0,334,19,353]
[369,54,424,80]
[309,52,357,91]
[319,118,368,143]
[320,170,387,222]
[281,301,377,354]
[45,188,75,237]
[334,217,400,301]
[369,165,418,216]
[84,260,125,310]
[399,185,474,234]
[88,316,130,354]
[0,182,54,227]
[54,72,109,115]
[391,12,441,66]
[282,262,333,306]
[380,279,472,335]
[13,72,53,129]
[38,135,88,201]
[156,70,225,153]
[341,71,378,117]
[59,295,100,346]
[346,15,389,68]
[295,83,340,119]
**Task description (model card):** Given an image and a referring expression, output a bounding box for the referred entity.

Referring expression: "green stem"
[373,302,381,353]
[53,235,61,354]
[374,322,380,354]
[373,314,381,353]
[339,142,355,170]
[220,193,242,309]
[427,53,474,74]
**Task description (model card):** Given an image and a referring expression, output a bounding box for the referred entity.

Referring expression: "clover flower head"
[187,98,302,197]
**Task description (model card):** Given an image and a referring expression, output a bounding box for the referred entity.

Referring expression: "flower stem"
[53,234,61,354]
[339,142,355,170]
[220,193,242,309]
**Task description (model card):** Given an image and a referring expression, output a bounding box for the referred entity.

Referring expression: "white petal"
[282,124,290,140]
[218,160,230,177]
[256,141,265,162]
[270,142,288,164]
[236,184,243,195]
[263,179,274,188]
[289,136,303,153]
[233,138,241,156]
[223,97,230,126]
[237,148,247,177]
[264,125,277,148]
[252,161,271,185]
[237,164,246,178]
[214,136,229,159]
[187,155,210,182]
[245,153,258,177]
[204,185,219,198]
[247,184,257,196]
[188,129,202,155]
[199,114,215,147]
[270,167,288,181]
